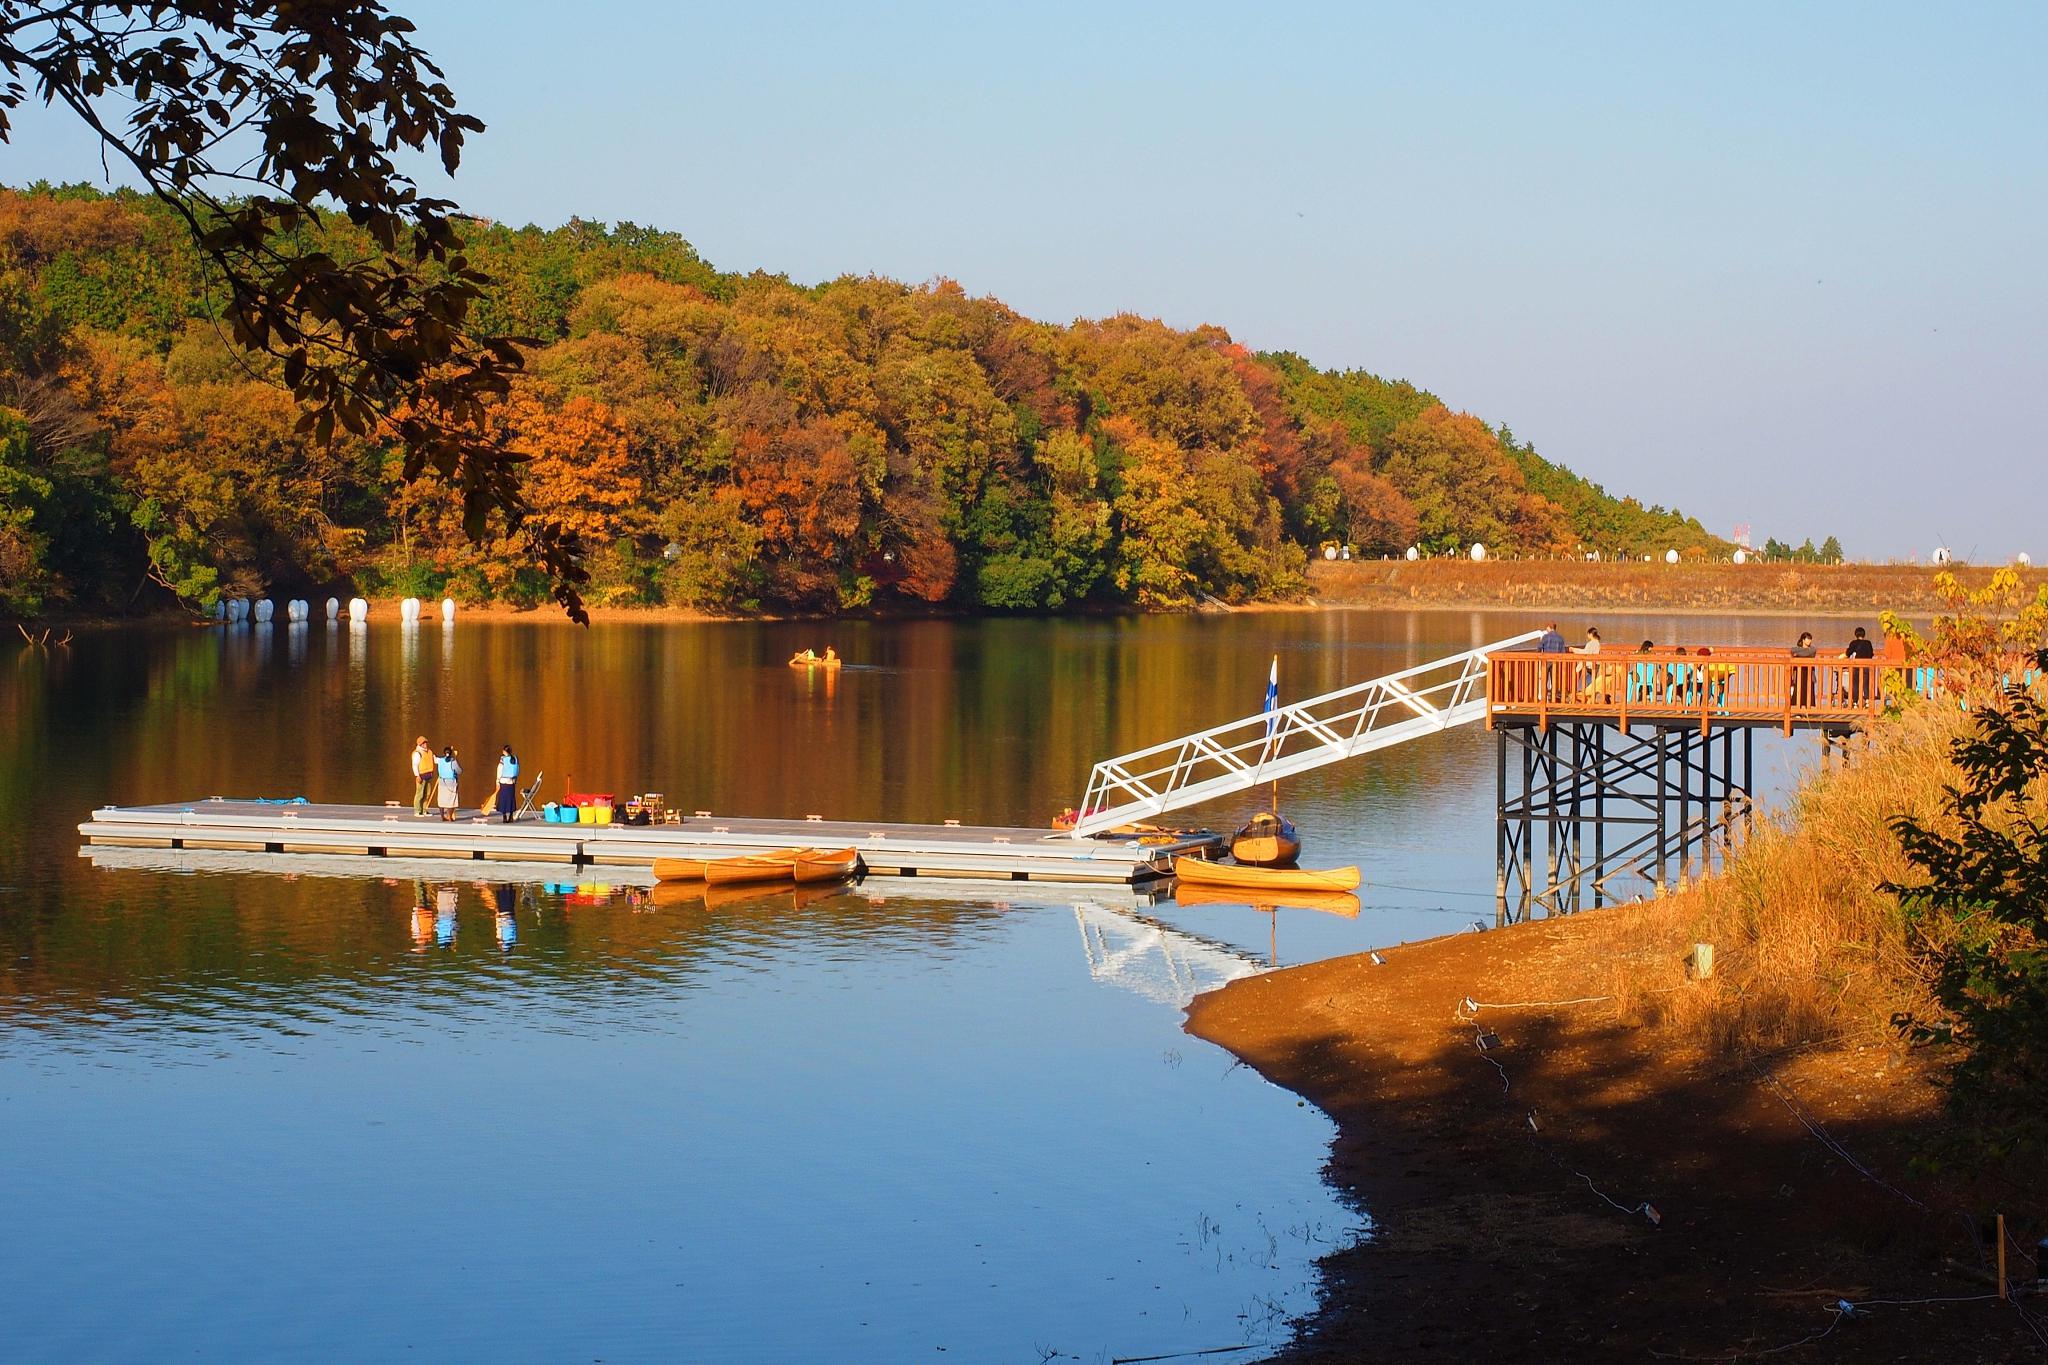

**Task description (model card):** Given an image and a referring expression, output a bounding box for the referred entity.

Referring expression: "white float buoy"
[1323,545,1338,561]
[1404,545,1420,562]
[2016,552,2032,568]
[1931,546,1952,566]
[440,597,456,623]
[1732,549,1747,565]
[399,596,420,623]
[1665,549,1680,565]
[348,597,369,623]
[254,599,274,623]
[1470,543,1487,562]
[214,599,226,620]
[325,597,339,621]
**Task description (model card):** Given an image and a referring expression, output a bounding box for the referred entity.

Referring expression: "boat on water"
[654,848,806,884]
[1172,855,1360,893]
[1229,811,1301,867]
[788,651,842,669]
[652,856,714,882]
[704,848,809,885]
[793,847,862,884]
[1172,883,1361,918]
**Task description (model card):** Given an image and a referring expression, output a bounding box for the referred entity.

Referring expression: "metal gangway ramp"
[1070,631,1543,837]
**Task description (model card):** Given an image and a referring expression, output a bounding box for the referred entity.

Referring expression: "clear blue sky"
[8,1,2043,559]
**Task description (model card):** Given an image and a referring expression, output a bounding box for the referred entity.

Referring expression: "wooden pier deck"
[77,800,1221,885]
[1485,649,1932,735]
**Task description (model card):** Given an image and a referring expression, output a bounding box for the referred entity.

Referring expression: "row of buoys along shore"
[213,595,456,624]
[397,597,458,623]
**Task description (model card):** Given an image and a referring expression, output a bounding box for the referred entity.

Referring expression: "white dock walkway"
[79,800,1220,885]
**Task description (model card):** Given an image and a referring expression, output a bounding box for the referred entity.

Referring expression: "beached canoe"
[703,848,807,885]
[1172,882,1361,918]
[1172,856,1360,893]
[1229,811,1301,867]
[793,847,862,884]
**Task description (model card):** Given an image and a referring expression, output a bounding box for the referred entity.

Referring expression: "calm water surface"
[0,610,1836,1361]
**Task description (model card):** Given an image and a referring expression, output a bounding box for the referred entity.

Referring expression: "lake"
[0,608,1834,1361]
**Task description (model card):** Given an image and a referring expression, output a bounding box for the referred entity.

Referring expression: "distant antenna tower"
[1732,522,1752,549]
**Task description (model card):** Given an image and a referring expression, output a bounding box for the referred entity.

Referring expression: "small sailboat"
[1230,811,1301,867]
[1231,656,1305,867]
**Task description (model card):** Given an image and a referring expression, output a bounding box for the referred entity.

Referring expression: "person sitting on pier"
[1569,627,1608,699]
[1695,646,1732,708]
[1629,640,1658,702]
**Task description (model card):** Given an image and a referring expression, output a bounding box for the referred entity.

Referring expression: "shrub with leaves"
[1886,648,2048,1164]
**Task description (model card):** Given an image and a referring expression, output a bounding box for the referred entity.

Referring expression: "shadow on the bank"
[1200,996,2037,1364]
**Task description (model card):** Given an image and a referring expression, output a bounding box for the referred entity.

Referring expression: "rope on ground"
[1464,993,1613,1011]
[1749,1061,1926,1211]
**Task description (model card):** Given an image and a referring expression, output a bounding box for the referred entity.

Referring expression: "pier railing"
[1071,631,1544,836]
[1485,650,1939,734]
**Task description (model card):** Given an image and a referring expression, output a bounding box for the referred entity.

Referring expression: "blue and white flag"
[1263,655,1279,737]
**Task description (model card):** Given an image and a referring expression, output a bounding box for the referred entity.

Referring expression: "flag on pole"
[1264,655,1279,737]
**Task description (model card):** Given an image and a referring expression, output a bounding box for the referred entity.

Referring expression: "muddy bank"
[1184,913,2041,1361]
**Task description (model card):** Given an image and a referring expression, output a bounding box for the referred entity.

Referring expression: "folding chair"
[514,770,545,820]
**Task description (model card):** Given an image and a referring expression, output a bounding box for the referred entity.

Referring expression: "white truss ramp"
[1071,631,1544,837]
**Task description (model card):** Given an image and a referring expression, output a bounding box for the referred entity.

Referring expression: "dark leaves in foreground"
[1885,648,2048,1165]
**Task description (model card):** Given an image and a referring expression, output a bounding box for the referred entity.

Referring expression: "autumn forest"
[0,182,1726,619]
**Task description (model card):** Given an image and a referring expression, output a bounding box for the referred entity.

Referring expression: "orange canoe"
[653,857,711,883]
[793,847,862,884]
[703,848,806,885]
[1171,856,1360,893]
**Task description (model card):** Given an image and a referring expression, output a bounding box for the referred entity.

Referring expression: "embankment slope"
[1184,911,2038,1361]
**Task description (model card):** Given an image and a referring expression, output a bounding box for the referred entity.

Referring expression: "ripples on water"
[0,612,1829,1360]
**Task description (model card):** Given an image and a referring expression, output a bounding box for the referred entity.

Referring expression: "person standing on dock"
[435,746,462,822]
[411,736,437,815]
[494,746,520,824]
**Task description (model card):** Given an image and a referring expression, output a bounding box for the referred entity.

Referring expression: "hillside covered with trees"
[0,183,1726,618]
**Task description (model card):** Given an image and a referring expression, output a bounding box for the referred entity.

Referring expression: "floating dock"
[77,801,1221,885]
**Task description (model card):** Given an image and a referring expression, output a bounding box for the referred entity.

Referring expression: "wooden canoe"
[703,848,807,885]
[793,847,862,884]
[1173,883,1361,918]
[652,856,712,883]
[1229,811,1301,867]
[1172,856,1360,892]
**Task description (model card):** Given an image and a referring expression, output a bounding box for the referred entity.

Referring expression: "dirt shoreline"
[1183,911,2041,1361]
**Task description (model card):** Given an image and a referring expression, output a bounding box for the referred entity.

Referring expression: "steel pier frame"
[1494,719,1756,923]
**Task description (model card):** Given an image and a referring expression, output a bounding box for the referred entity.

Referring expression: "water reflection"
[2,612,1825,1360]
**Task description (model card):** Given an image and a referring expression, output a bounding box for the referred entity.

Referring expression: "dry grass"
[1586,699,1979,1055]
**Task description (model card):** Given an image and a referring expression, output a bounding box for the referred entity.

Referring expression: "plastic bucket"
[543,803,560,823]
[594,804,612,826]
[577,803,596,825]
